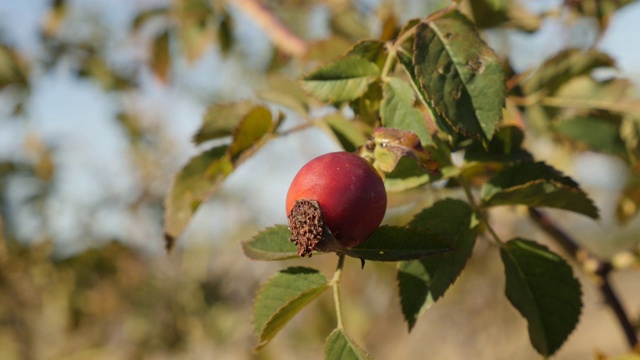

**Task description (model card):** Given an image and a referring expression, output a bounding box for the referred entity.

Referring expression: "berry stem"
[331,254,346,330]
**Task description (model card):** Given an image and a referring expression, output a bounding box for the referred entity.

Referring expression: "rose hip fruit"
[286,152,387,257]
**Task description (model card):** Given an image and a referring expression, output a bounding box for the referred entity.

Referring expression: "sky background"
[1,0,640,256]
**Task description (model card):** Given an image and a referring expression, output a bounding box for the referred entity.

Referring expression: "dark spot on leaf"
[468,57,485,73]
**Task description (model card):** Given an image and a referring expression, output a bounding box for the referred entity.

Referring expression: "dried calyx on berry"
[286,152,387,257]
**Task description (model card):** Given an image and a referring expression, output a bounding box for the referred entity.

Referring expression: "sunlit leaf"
[347,40,388,70]
[165,105,279,250]
[325,329,372,360]
[481,162,599,219]
[228,106,276,161]
[381,77,432,145]
[164,146,232,251]
[361,127,439,174]
[241,225,300,261]
[501,238,582,356]
[253,267,329,351]
[398,199,476,330]
[302,56,380,103]
[413,11,505,142]
[193,101,260,144]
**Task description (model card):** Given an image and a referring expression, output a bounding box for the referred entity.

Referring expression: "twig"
[331,254,346,329]
[528,207,638,348]
[231,0,307,57]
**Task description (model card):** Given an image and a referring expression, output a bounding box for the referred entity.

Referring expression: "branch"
[231,0,307,57]
[528,207,638,348]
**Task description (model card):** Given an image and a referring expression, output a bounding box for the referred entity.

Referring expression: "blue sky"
[1,0,640,255]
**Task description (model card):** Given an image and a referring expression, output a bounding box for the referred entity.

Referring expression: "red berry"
[286,152,387,257]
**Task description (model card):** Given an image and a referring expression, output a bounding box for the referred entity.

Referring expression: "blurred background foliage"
[1,0,640,359]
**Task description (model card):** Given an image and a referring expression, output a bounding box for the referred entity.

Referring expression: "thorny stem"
[331,254,346,330]
[528,207,639,349]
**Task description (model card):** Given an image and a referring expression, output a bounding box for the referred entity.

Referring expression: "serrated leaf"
[381,77,432,145]
[193,101,258,144]
[398,199,476,330]
[325,329,372,360]
[481,162,599,218]
[228,105,275,160]
[164,146,232,250]
[464,125,533,163]
[165,107,278,250]
[347,40,388,70]
[501,238,582,356]
[348,225,453,261]
[151,30,170,83]
[253,267,329,351]
[241,225,300,261]
[555,116,627,157]
[302,56,380,103]
[413,11,505,141]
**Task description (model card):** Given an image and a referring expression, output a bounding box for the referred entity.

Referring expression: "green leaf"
[361,127,440,175]
[164,146,232,250]
[347,39,388,70]
[384,156,432,192]
[481,162,599,218]
[151,30,170,83]
[165,106,279,250]
[521,49,614,95]
[257,74,310,115]
[302,56,380,103]
[544,76,640,115]
[253,267,329,351]
[325,329,372,360]
[349,226,453,261]
[464,125,533,163]
[241,225,300,261]
[501,238,582,356]
[413,11,505,141]
[322,114,369,152]
[381,77,432,145]
[193,101,260,144]
[555,116,627,157]
[349,81,383,126]
[228,105,275,160]
[398,199,476,330]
